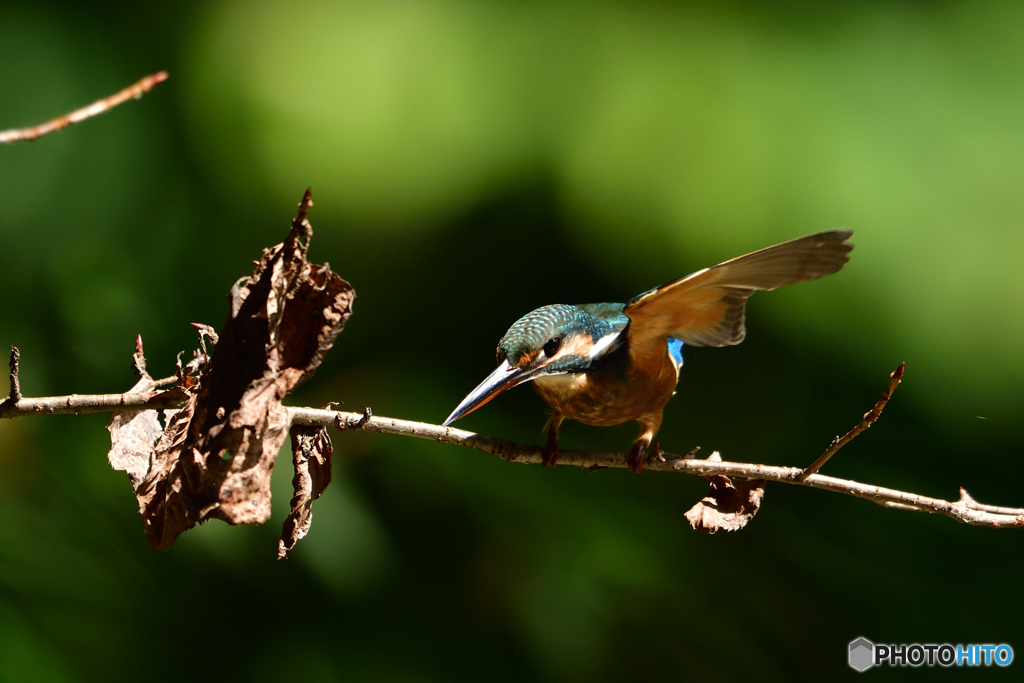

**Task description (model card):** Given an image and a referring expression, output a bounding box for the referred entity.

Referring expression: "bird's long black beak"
[443,360,535,426]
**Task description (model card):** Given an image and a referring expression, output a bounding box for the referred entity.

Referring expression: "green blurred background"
[1,0,1022,680]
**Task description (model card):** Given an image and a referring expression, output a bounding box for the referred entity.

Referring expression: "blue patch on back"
[667,337,684,371]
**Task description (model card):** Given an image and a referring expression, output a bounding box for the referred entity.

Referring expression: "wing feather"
[624,230,853,361]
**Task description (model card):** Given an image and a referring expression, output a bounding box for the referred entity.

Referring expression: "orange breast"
[532,352,679,426]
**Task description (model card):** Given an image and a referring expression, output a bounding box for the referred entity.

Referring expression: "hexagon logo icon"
[849,637,874,672]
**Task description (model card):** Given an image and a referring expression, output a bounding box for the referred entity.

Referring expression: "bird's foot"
[542,440,560,468]
[627,440,647,474]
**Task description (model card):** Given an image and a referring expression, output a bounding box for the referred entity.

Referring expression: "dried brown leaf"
[684,452,766,534]
[278,424,333,559]
[107,376,160,491]
[108,190,354,551]
[136,391,199,547]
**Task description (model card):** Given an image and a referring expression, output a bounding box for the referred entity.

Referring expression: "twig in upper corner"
[0,71,168,144]
[798,362,905,480]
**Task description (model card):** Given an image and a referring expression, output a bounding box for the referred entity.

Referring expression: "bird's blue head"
[443,304,624,425]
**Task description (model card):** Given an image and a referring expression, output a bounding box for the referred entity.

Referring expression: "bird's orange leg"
[627,413,663,474]
[542,412,565,468]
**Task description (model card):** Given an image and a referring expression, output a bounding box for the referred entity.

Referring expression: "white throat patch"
[534,373,585,397]
[587,331,621,359]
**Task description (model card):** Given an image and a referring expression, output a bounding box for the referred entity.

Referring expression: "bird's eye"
[543,336,562,357]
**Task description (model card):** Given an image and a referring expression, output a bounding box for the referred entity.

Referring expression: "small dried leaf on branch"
[135,388,199,544]
[684,452,766,534]
[190,322,219,358]
[106,190,355,550]
[107,376,161,491]
[278,424,334,560]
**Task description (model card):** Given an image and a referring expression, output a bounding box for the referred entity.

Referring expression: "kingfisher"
[443,230,853,473]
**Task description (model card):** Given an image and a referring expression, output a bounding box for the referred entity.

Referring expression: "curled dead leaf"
[684,452,766,534]
[107,376,160,492]
[278,424,333,559]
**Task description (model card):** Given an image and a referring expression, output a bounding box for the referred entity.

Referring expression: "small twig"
[799,362,905,480]
[0,71,168,144]
[958,488,1024,515]
[7,346,21,403]
[355,407,373,427]
[132,335,148,379]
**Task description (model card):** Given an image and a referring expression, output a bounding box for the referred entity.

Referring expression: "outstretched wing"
[623,230,853,366]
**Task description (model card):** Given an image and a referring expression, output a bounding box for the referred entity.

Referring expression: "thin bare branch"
[1,369,1019,529]
[287,406,1023,529]
[0,71,168,144]
[799,362,905,479]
